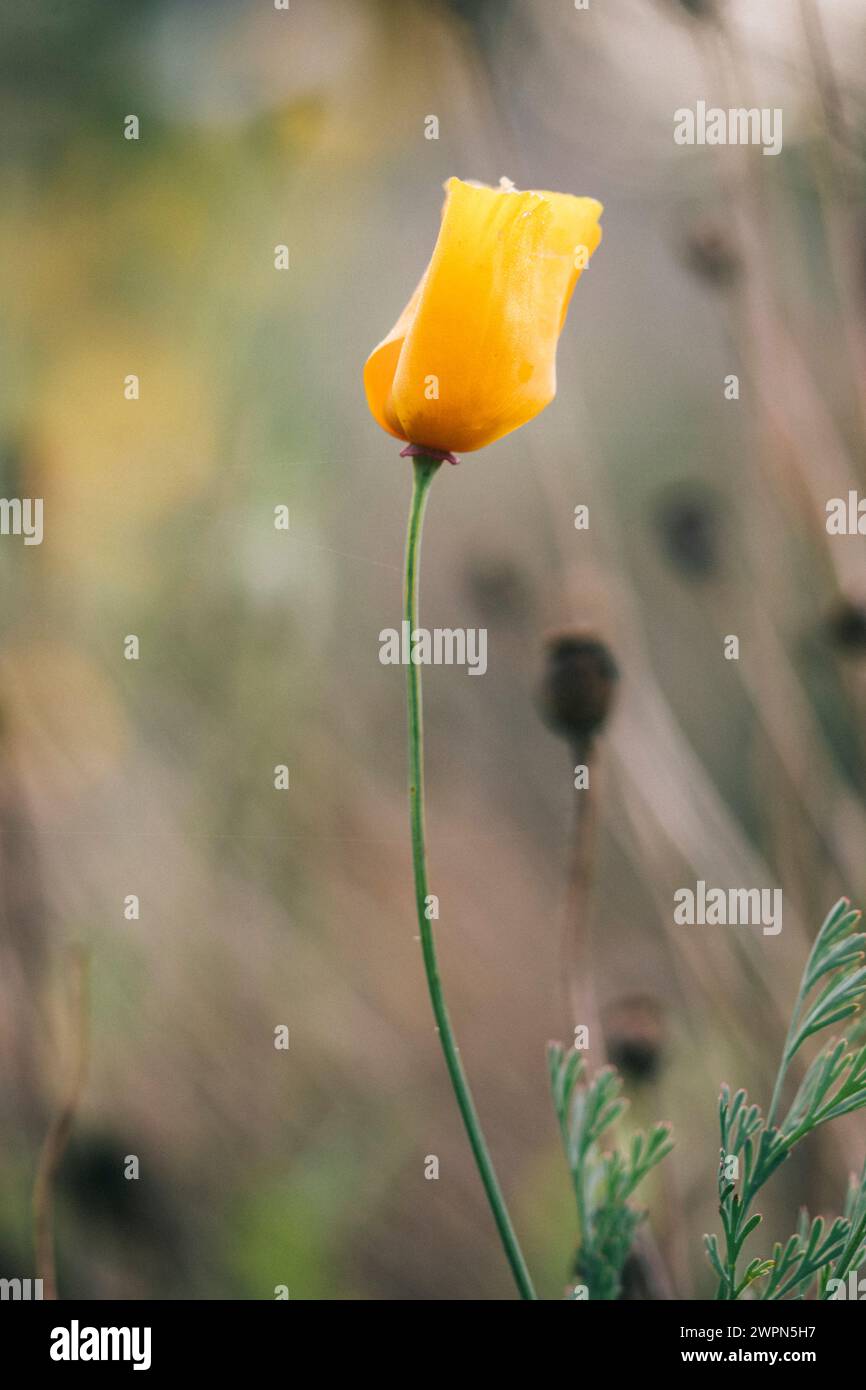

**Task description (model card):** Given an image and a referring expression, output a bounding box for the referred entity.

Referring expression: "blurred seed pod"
[464,556,532,624]
[618,1236,675,1300]
[681,216,741,288]
[604,995,666,1085]
[62,1132,176,1236]
[438,0,514,33]
[663,0,721,23]
[826,597,866,654]
[539,632,618,749]
[655,482,723,580]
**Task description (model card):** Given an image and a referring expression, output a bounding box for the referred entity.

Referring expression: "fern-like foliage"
[818,1161,866,1299]
[706,898,866,1300]
[548,1042,672,1299]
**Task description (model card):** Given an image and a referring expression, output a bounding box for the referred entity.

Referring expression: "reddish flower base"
[400,444,460,466]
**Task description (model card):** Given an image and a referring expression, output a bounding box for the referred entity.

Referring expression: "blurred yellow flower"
[364,176,602,454]
[31,333,214,585]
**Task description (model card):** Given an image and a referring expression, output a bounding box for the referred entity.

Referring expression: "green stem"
[403,455,537,1301]
[719,984,806,1297]
[765,1055,790,1135]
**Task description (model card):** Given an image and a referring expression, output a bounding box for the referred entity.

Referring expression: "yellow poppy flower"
[364,176,602,455]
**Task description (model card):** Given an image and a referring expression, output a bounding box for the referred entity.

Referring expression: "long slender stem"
[563,735,602,1056]
[765,1048,791,1136]
[766,974,809,1132]
[403,455,537,1301]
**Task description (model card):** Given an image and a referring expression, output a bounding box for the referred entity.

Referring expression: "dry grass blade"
[32,946,90,1301]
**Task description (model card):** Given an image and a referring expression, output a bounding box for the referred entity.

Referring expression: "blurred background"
[1,0,866,1299]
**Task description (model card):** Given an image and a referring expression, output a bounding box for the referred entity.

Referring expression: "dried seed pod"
[464,556,532,624]
[682,216,740,288]
[826,598,866,654]
[655,483,722,580]
[604,995,666,1085]
[539,632,618,749]
[667,0,720,22]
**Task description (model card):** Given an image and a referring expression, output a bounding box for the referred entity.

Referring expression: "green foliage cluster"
[549,898,866,1301]
[548,1043,672,1299]
[706,898,866,1300]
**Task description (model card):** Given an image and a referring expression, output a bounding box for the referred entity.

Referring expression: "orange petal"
[363,278,424,442]
[364,177,602,453]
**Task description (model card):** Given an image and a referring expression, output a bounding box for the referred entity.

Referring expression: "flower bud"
[364,177,602,453]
